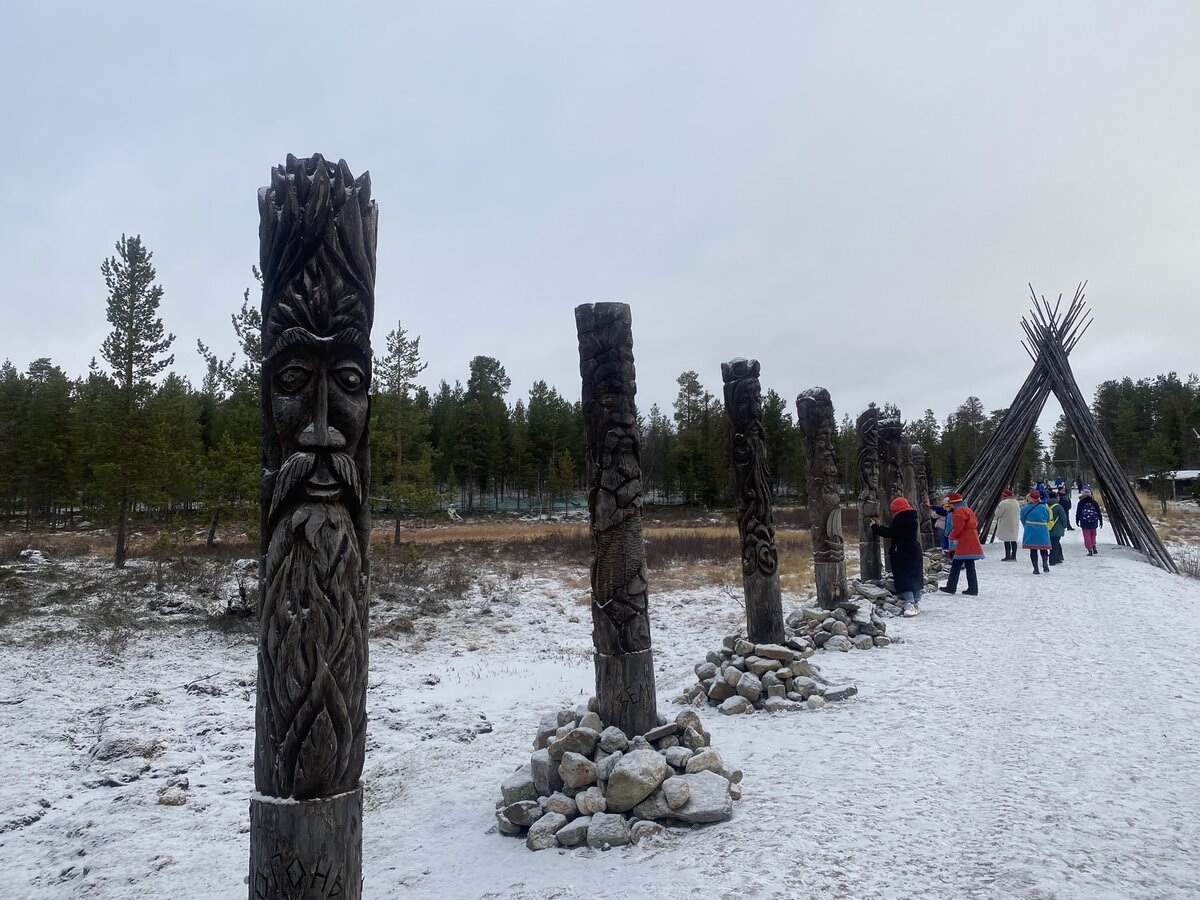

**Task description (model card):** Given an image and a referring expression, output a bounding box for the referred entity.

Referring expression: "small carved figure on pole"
[856,404,883,581]
[721,358,785,644]
[251,154,376,900]
[877,418,904,572]
[911,443,935,549]
[576,302,658,737]
[796,387,846,610]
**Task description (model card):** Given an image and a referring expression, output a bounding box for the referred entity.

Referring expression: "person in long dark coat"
[870,496,924,617]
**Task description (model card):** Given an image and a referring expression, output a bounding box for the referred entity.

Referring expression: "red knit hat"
[1001,488,1013,498]
[947,492,964,505]
[1027,490,1041,502]
[890,497,913,515]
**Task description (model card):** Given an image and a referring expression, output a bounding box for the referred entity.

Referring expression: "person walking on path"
[871,497,924,617]
[1048,494,1066,566]
[1076,488,1104,556]
[1058,486,1074,531]
[1021,490,1052,574]
[930,500,948,553]
[940,492,983,595]
[995,488,1021,561]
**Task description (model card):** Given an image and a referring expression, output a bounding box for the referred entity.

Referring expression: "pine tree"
[373,322,428,542]
[99,234,175,567]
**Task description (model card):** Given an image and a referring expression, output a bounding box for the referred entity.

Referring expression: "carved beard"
[257,494,368,800]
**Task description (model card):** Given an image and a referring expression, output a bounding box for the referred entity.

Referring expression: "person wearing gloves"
[1021,490,1052,574]
[940,492,983,595]
[1076,488,1104,556]
[995,488,1021,560]
[870,497,924,617]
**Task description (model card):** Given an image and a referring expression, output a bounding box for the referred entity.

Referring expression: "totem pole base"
[249,787,362,900]
[595,649,658,737]
[742,572,785,645]
[858,540,882,582]
[815,562,848,611]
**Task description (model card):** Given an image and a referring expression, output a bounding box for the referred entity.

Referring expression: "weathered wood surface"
[877,417,904,574]
[249,789,362,899]
[722,357,785,644]
[576,302,658,736]
[856,404,883,581]
[253,154,376,896]
[911,443,935,550]
[796,387,847,611]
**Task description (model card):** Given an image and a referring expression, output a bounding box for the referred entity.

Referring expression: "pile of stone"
[785,591,892,652]
[679,634,858,712]
[495,701,740,851]
[835,550,948,619]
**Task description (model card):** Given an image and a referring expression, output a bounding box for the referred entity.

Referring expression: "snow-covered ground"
[2,524,1199,899]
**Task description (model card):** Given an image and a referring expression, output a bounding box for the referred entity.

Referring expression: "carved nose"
[297,371,347,450]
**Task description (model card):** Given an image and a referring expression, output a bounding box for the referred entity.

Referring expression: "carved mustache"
[269,451,362,521]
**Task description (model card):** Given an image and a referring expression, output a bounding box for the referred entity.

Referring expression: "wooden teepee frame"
[956,283,1178,574]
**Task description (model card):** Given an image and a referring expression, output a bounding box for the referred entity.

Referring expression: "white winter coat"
[995,496,1021,541]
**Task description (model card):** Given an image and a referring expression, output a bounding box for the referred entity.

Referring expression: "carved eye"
[275,364,310,393]
[334,364,365,391]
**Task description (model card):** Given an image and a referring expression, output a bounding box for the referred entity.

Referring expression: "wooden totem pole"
[911,443,935,550]
[575,303,658,737]
[251,154,376,900]
[796,387,846,610]
[856,404,883,581]
[876,417,904,572]
[721,358,785,644]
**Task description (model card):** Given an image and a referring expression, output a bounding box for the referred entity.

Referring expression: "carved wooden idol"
[911,443,935,549]
[251,154,376,900]
[856,404,883,581]
[795,387,846,610]
[576,303,657,737]
[721,358,785,644]
[877,418,904,573]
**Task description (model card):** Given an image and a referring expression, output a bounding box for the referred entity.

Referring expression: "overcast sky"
[3,2,1197,440]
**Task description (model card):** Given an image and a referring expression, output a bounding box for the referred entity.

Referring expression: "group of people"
[868,478,1105,616]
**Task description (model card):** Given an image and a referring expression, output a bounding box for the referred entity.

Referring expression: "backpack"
[1078,501,1100,529]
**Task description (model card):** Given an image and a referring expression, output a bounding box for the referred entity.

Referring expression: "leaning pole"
[250,154,376,899]
[575,303,658,737]
[796,387,847,611]
[721,358,785,645]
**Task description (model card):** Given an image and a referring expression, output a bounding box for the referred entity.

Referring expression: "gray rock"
[605,749,671,812]
[504,800,543,827]
[719,695,753,715]
[745,656,782,676]
[754,643,798,661]
[531,748,564,796]
[707,678,735,702]
[856,582,890,602]
[695,661,718,681]
[763,696,801,713]
[675,709,704,734]
[873,635,892,647]
[847,623,860,637]
[501,764,539,805]
[496,807,521,835]
[734,638,755,656]
[556,815,591,847]
[766,684,786,698]
[587,812,632,849]
[658,735,679,750]
[722,666,742,686]
[526,812,568,850]
[575,785,607,815]
[631,770,733,824]
[705,649,724,667]
[735,671,763,702]
[630,820,664,843]
[579,712,604,733]
[823,684,858,702]
[807,695,827,710]
[595,749,622,782]
[549,726,600,760]
[598,725,628,753]
[824,635,852,652]
[642,722,678,742]
[559,751,597,789]
[535,712,560,751]
[662,777,690,810]
[830,621,849,636]
[851,634,874,650]
[681,726,707,750]
[684,747,727,777]
[628,736,652,752]
[544,792,577,818]
[728,655,746,671]
[802,606,828,623]
[664,746,693,768]
[760,670,780,689]
[556,709,576,727]
[789,676,821,699]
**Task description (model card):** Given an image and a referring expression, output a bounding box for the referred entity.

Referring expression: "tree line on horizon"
[3,236,1200,558]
